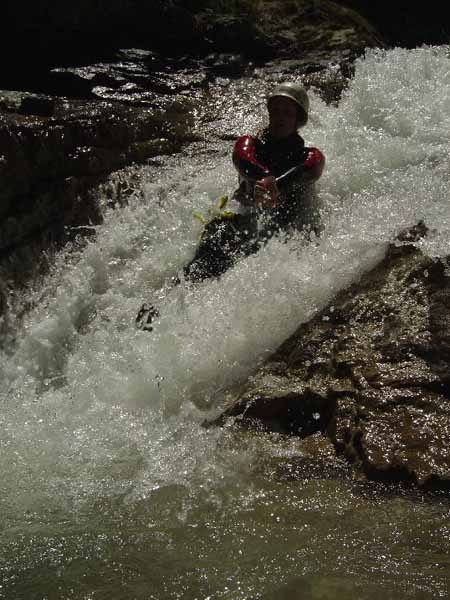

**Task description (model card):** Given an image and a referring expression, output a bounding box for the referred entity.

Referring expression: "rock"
[270,432,350,481]
[1,1,386,92]
[0,2,197,91]
[2,1,447,93]
[251,0,386,60]
[216,238,450,489]
[48,52,211,101]
[336,0,450,47]
[0,91,195,294]
[18,95,56,117]
[204,53,249,77]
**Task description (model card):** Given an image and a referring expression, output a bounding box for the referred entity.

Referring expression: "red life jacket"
[232,134,324,184]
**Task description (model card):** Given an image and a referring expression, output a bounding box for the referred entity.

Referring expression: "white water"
[2,46,450,599]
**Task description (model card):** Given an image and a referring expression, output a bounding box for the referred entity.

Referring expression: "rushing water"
[2,46,450,599]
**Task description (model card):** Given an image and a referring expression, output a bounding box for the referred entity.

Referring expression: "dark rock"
[216,238,450,489]
[250,0,386,60]
[271,432,349,481]
[18,95,56,117]
[204,53,248,77]
[0,2,197,91]
[1,1,386,92]
[0,92,195,292]
[2,0,446,93]
[335,0,450,48]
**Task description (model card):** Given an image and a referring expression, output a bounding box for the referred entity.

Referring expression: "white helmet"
[267,83,309,126]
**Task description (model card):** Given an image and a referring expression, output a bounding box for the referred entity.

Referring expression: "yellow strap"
[192,195,236,234]
[192,212,208,225]
[217,195,228,210]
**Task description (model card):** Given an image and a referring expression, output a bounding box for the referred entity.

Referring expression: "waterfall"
[1,46,450,600]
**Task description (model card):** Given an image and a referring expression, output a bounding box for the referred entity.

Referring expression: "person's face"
[268,96,298,139]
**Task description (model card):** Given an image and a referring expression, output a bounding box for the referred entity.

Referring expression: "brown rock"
[216,240,450,489]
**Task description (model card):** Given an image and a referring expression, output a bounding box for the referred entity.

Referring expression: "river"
[1,46,450,599]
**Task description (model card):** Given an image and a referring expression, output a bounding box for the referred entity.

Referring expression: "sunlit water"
[1,46,450,599]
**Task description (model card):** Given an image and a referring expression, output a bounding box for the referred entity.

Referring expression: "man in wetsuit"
[182,82,325,282]
[136,83,324,330]
[234,82,324,235]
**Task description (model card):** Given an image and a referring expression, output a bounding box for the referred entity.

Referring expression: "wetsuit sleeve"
[276,147,325,188]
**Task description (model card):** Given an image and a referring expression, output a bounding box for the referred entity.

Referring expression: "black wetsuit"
[237,129,321,234]
[136,130,323,330]
[182,129,322,283]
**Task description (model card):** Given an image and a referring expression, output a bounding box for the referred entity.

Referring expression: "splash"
[1,49,450,598]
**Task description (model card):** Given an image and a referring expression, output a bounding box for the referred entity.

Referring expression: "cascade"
[1,46,450,599]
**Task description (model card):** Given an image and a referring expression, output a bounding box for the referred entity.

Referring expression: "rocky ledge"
[213,227,450,489]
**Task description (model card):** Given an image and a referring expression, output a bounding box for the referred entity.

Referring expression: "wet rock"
[0,91,195,283]
[204,53,249,78]
[252,0,386,61]
[271,432,350,481]
[336,0,450,48]
[17,95,56,117]
[49,53,210,102]
[2,1,446,95]
[217,239,450,489]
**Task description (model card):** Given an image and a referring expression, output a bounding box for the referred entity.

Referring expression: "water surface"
[1,46,450,599]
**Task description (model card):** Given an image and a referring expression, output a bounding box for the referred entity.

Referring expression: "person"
[136,82,325,330]
[182,81,325,282]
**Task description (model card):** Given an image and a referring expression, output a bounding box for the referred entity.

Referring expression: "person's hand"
[253,176,279,207]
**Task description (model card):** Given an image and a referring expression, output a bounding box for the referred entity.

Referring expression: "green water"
[2,429,449,600]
